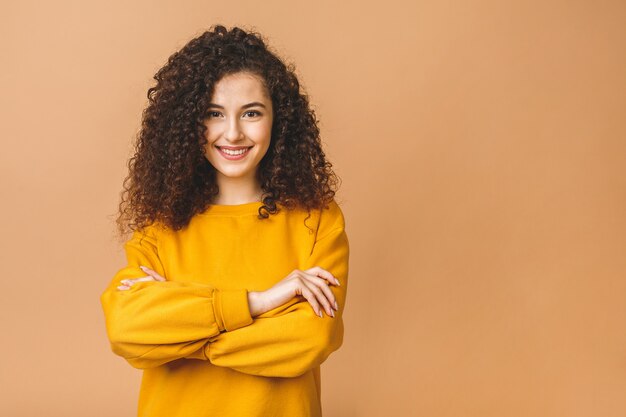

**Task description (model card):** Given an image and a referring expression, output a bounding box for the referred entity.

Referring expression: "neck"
[213,172,263,205]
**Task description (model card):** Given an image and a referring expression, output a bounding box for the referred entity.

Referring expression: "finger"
[133,276,158,283]
[300,279,334,318]
[120,276,156,287]
[140,265,167,282]
[120,276,147,285]
[299,271,339,311]
[298,284,324,318]
[305,266,340,286]
[117,284,130,291]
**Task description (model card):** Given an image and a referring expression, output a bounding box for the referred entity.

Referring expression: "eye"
[207,111,222,118]
[244,110,261,118]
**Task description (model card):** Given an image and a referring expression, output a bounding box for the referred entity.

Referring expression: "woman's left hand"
[117,265,166,290]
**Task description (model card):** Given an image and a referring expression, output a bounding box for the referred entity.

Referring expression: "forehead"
[210,72,270,103]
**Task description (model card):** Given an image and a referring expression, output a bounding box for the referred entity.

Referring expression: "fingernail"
[334,300,339,310]
[335,278,340,286]
[330,309,335,317]
[318,310,323,318]
[139,265,147,271]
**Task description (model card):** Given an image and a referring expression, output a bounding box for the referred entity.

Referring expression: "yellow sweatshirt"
[100,199,349,417]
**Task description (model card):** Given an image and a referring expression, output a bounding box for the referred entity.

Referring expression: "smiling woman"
[202,72,274,204]
[100,24,349,417]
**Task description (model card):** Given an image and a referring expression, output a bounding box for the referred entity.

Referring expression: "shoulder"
[129,220,169,246]
[315,198,347,239]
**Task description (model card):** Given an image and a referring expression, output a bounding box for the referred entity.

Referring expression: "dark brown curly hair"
[114,24,340,240]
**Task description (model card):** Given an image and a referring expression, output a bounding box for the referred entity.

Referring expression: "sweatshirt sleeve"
[206,201,350,378]
[99,224,254,369]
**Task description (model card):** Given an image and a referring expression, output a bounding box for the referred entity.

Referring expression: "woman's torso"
[137,201,324,417]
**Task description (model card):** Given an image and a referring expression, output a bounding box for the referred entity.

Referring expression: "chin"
[214,165,254,178]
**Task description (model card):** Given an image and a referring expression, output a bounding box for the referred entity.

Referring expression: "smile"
[216,146,253,160]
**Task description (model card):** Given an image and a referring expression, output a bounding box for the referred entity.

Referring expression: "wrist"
[247,291,266,317]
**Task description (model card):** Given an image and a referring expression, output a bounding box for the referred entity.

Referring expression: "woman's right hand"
[248,266,341,318]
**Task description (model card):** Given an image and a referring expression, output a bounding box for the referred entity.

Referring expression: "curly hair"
[114,24,340,239]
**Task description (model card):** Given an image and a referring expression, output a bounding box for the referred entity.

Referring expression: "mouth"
[215,145,254,160]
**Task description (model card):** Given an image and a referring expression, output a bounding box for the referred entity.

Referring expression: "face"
[202,71,273,183]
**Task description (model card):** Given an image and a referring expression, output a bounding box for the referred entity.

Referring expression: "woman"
[100,24,349,417]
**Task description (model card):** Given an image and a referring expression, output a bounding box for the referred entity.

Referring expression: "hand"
[250,266,340,318]
[117,265,166,290]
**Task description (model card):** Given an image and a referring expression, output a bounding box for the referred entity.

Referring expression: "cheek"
[204,125,219,140]
[248,123,272,143]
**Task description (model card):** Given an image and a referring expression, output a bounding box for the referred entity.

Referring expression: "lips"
[216,145,253,150]
[215,145,253,160]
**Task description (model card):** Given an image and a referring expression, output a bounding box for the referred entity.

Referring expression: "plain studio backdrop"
[1,1,625,416]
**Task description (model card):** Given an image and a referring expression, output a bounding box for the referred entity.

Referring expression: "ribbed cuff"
[213,288,254,332]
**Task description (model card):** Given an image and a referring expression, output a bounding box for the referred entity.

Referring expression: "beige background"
[1,0,625,416]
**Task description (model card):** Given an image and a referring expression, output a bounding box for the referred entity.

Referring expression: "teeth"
[220,147,249,156]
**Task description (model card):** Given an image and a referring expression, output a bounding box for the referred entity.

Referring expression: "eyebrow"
[207,102,267,110]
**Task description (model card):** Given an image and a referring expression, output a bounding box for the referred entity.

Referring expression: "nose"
[223,117,244,142]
